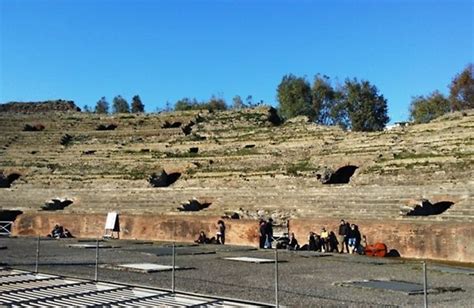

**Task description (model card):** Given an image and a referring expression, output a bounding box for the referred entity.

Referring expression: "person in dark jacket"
[264,218,274,248]
[287,232,299,250]
[338,219,350,253]
[347,224,361,254]
[259,220,267,249]
[308,232,317,251]
[216,220,226,244]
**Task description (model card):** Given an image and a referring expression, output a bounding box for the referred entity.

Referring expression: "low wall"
[12,212,259,246]
[288,218,474,263]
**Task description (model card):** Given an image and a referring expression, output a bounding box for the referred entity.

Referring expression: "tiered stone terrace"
[0,107,473,261]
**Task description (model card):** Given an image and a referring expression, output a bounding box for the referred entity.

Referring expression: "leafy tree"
[94,97,109,114]
[206,96,227,112]
[112,95,130,113]
[409,91,450,123]
[174,98,199,111]
[232,95,245,109]
[311,74,338,125]
[341,79,389,131]
[83,105,92,113]
[131,95,145,113]
[277,74,313,120]
[449,63,474,111]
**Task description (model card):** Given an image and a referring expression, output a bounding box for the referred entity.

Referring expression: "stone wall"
[288,218,474,263]
[12,212,259,245]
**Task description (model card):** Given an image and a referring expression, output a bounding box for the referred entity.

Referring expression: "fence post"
[423,261,428,308]
[172,241,176,293]
[95,239,99,281]
[34,236,40,273]
[274,247,279,308]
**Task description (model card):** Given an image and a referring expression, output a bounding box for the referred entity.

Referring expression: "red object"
[365,243,387,257]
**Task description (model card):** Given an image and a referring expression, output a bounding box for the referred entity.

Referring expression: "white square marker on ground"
[114,263,181,273]
[224,257,276,263]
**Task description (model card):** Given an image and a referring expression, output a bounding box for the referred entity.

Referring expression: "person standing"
[216,220,226,244]
[264,218,274,249]
[259,220,267,249]
[338,219,349,253]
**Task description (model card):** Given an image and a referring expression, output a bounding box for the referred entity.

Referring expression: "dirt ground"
[1,236,473,307]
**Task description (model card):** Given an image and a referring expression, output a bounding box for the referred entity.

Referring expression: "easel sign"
[104,211,120,239]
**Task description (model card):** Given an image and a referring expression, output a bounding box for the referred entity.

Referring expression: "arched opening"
[148,170,182,187]
[0,172,21,188]
[406,200,454,216]
[161,121,182,128]
[178,199,211,211]
[96,124,117,131]
[41,198,74,211]
[323,165,358,184]
[0,210,23,236]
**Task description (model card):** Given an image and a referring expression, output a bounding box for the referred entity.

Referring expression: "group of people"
[48,224,73,239]
[193,218,364,254]
[285,220,363,254]
[194,220,226,245]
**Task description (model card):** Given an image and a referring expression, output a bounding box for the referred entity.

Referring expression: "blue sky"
[1,0,472,123]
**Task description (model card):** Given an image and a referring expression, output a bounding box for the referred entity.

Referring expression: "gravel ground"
[1,237,473,307]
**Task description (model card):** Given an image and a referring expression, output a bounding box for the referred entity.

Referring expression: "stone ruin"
[0,107,472,262]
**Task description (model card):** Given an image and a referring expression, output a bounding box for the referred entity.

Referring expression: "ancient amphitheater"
[0,106,473,262]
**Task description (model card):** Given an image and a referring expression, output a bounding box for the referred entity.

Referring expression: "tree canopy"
[131,95,145,113]
[112,95,130,113]
[342,79,389,131]
[449,63,473,111]
[409,91,450,124]
[277,74,313,120]
[174,96,227,112]
[94,97,109,114]
[311,74,337,125]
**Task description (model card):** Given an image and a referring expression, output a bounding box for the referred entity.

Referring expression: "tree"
[341,79,389,131]
[232,95,245,109]
[449,63,474,111]
[94,97,109,114]
[174,98,198,111]
[311,74,338,125]
[277,74,313,120]
[83,105,92,113]
[131,95,145,113]
[112,95,130,113]
[206,96,227,112]
[409,91,451,124]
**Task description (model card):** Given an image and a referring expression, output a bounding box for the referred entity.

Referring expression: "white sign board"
[105,212,118,230]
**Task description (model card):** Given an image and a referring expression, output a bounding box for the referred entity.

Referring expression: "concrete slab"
[224,257,282,264]
[102,263,188,273]
[335,279,463,295]
[67,243,117,249]
[430,265,474,275]
[126,246,216,256]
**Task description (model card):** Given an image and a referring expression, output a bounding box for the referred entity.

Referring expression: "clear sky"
[1,0,472,123]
